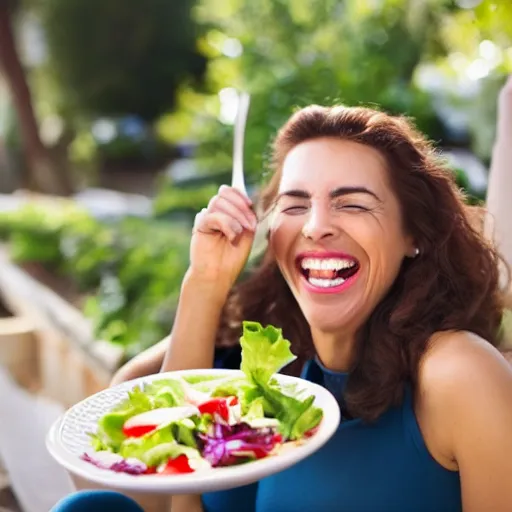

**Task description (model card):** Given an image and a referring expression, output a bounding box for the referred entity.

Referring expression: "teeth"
[308,277,345,288]
[301,258,355,271]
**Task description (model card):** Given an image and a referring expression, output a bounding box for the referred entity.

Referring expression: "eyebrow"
[277,186,381,202]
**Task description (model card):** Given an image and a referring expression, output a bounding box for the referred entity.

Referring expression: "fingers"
[216,185,256,228]
[194,209,244,242]
[193,186,257,241]
[207,195,255,231]
[219,184,252,207]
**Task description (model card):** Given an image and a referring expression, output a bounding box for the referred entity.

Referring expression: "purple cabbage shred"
[81,452,147,475]
[198,422,281,467]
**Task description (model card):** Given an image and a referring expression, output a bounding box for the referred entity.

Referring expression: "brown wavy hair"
[215,105,506,422]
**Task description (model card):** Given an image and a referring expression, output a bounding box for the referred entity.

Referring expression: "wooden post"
[0,315,38,390]
[0,246,123,404]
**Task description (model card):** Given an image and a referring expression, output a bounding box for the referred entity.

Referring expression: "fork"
[231,92,251,196]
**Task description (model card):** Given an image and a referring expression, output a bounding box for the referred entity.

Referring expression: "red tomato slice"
[273,433,283,444]
[250,447,268,459]
[304,426,319,438]
[197,397,235,422]
[122,424,157,438]
[159,455,194,474]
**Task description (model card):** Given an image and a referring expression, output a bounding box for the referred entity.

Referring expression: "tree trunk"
[0,2,74,195]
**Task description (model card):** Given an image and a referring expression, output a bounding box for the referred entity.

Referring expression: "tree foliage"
[156,0,512,185]
[40,0,207,122]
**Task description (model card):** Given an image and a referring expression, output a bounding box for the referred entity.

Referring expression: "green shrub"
[0,204,191,356]
[153,181,218,218]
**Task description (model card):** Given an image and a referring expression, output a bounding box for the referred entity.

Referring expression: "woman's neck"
[310,328,357,372]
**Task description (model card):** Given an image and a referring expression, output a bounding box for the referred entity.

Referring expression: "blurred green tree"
[40,0,206,122]
[0,0,73,193]
[162,0,457,183]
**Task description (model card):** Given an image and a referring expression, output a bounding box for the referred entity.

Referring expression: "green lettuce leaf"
[94,380,186,450]
[171,418,198,448]
[243,396,265,421]
[119,425,200,467]
[194,413,213,434]
[237,321,322,440]
[143,379,186,407]
[96,387,154,450]
[185,374,248,397]
[183,374,226,385]
[241,397,265,422]
[142,443,201,468]
[240,321,296,385]
[88,432,109,451]
[253,378,323,440]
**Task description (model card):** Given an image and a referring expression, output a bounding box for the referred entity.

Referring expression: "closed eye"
[347,205,368,211]
[337,204,369,212]
[282,205,309,214]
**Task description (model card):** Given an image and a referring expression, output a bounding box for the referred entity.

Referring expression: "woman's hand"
[189,185,258,292]
[171,494,204,512]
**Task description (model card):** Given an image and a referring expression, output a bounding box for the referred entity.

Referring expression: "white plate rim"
[46,369,341,494]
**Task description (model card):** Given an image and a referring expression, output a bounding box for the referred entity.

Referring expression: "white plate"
[46,369,340,494]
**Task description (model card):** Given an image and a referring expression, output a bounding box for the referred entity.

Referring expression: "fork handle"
[232,93,250,195]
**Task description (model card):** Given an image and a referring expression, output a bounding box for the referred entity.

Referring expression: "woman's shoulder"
[416,330,512,468]
[419,329,512,392]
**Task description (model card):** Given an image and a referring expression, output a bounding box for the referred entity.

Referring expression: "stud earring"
[414,247,420,257]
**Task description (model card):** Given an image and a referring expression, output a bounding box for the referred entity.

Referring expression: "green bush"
[152,181,218,218]
[0,204,191,357]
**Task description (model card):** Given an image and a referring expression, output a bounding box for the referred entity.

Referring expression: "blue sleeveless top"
[203,351,462,512]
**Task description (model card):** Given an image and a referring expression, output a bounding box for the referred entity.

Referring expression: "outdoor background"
[1,0,511,363]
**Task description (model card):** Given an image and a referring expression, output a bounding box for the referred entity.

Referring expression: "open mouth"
[297,255,360,289]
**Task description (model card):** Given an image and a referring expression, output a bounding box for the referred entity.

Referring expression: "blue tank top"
[203,353,462,512]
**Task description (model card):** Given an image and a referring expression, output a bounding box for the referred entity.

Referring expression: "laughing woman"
[53,105,512,512]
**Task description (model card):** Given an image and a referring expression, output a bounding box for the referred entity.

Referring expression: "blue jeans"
[51,491,144,512]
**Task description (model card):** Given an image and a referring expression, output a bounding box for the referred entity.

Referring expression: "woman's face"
[269,137,416,335]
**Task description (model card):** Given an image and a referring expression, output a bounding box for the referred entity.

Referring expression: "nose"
[301,205,337,241]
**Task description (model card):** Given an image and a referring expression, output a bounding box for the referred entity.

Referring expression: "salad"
[82,321,323,476]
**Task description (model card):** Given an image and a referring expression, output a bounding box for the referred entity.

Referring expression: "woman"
[52,105,512,512]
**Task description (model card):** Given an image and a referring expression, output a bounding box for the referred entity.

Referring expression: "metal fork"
[231,92,251,196]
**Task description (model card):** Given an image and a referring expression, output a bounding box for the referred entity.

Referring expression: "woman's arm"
[421,331,512,511]
[110,338,167,386]
[166,187,257,512]
[163,185,255,373]
[160,273,227,373]
[486,76,512,279]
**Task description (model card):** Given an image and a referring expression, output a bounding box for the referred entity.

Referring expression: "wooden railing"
[0,245,123,406]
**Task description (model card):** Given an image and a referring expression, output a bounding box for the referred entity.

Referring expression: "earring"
[414,247,420,257]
